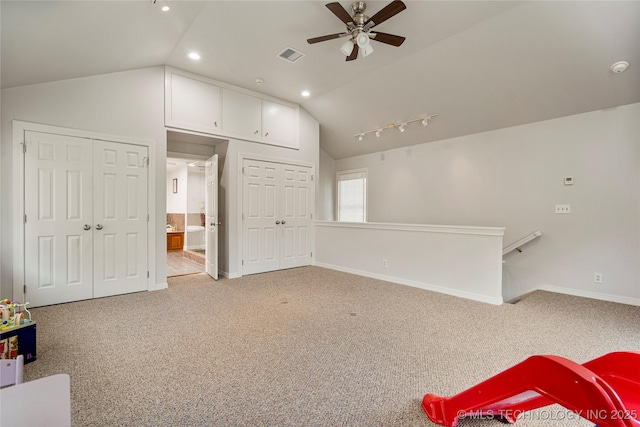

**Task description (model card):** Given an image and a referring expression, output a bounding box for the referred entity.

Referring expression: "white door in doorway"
[242,159,313,275]
[24,131,148,307]
[205,155,218,280]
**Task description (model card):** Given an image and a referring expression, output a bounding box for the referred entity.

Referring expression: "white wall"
[317,148,335,221]
[167,166,187,214]
[333,103,640,304]
[1,67,167,296]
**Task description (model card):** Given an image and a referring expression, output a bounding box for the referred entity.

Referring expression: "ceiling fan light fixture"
[340,40,355,56]
[357,133,364,141]
[375,129,383,137]
[361,43,374,58]
[356,32,370,48]
[399,123,406,132]
[421,118,429,126]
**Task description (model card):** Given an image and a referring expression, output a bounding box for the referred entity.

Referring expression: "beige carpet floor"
[23,266,640,426]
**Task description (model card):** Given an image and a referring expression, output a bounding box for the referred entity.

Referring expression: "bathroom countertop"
[167,230,184,233]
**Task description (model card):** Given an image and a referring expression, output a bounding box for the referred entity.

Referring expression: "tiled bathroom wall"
[167,213,185,231]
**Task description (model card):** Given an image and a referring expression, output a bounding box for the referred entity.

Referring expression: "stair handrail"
[503,230,542,256]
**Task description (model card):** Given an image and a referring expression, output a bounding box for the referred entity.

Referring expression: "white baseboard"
[538,285,640,306]
[219,270,241,279]
[313,262,503,305]
[150,282,168,291]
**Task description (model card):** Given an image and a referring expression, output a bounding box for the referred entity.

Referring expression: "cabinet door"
[222,89,261,138]
[261,100,298,148]
[167,72,222,134]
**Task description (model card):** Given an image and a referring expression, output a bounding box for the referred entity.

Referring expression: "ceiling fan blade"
[370,31,406,47]
[326,2,354,25]
[346,44,359,61]
[307,33,346,44]
[364,0,406,28]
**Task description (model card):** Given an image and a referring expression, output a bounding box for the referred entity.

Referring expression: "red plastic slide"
[422,351,640,427]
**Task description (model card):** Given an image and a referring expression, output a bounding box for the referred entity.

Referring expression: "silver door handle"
[275,220,281,225]
[281,220,286,225]
[96,224,103,230]
[83,224,91,230]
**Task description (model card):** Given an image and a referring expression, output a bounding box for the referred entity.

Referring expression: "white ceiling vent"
[277,47,305,63]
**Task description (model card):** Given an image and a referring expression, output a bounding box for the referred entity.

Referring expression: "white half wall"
[317,148,335,221]
[332,103,640,304]
[315,221,505,305]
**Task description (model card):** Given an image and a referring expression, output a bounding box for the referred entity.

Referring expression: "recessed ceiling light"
[301,90,310,97]
[188,52,201,60]
[610,61,630,74]
[161,5,170,12]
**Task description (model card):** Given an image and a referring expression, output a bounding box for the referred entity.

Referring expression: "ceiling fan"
[307,0,407,61]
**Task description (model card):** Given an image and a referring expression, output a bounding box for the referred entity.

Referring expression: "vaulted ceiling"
[2,1,639,159]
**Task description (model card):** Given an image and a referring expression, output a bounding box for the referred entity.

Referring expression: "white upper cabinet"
[262,100,297,148]
[222,88,262,138]
[165,67,299,150]
[165,72,221,134]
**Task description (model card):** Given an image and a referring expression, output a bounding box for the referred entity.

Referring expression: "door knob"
[210,223,215,227]
[83,224,91,230]
[281,220,286,225]
[275,220,281,225]
[95,224,103,230]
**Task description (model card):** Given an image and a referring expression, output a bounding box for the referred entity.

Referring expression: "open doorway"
[166,130,223,279]
[166,157,206,276]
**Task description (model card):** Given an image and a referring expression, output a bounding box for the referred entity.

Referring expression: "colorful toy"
[422,351,640,427]
[0,299,32,331]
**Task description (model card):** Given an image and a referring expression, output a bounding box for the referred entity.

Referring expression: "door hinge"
[147,214,149,222]
[242,167,245,175]
[242,260,244,266]
[23,285,27,295]
[311,252,313,257]
[311,213,313,220]
[147,271,149,278]
[23,144,27,154]
[24,214,27,224]
[311,174,314,182]
[242,213,244,220]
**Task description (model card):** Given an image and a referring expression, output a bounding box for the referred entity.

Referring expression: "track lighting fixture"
[353,114,439,141]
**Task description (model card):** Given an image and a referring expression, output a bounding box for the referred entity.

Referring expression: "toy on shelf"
[0,299,32,331]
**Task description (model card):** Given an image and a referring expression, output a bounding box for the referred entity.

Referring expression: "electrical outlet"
[555,204,571,214]
[382,259,388,268]
[594,273,603,284]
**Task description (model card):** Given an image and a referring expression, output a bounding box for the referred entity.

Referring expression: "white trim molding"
[315,220,505,236]
[539,285,640,307]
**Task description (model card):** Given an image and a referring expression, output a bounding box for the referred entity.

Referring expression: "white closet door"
[205,155,219,280]
[242,159,280,275]
[93,141,148,298]
[24,131,94,306]
[279,164,313,269]
[242,159,313,275]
